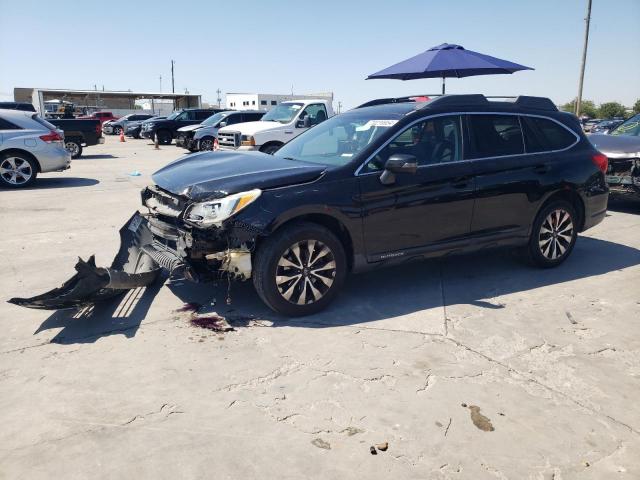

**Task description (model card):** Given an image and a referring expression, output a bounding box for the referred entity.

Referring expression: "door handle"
[534,164,550,174]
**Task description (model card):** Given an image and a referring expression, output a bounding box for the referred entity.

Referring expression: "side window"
[468,114,524,158]
[521,116,577,152]
[365,116,462,172]
[0,118,20,130]
[225,114,240,125]
[196,111,211,121]
[300,104,328,126]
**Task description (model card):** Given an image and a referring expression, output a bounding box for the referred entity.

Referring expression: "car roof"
[0,108,35,120]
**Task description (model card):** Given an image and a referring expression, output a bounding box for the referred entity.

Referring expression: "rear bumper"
[582,192,609,231]
[38,145,72,173]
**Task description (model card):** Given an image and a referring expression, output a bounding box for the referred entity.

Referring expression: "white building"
[226,92,333,111]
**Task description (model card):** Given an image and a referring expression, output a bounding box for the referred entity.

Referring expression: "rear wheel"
[253,222,347,316]
[65,139,83,159]
[525,200,578,267]
[0,153,37,188]
[156,130,172,145]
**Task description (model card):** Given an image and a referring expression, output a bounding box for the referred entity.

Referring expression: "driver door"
[357,115,476,259]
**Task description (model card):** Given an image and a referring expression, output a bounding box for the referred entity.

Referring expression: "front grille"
[218,131,240,148]
[141,185,187,218]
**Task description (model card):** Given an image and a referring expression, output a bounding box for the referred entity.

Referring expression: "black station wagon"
[11,95,610,317]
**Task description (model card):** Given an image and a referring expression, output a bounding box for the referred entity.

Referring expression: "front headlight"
[241,135,256,146]
[185,189,261,227]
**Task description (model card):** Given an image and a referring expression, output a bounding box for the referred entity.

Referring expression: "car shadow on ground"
[33,281,163,344]
[167,236,640,330]
[78,154,118,159]
[31,236,640,344]
[1,177,99,190]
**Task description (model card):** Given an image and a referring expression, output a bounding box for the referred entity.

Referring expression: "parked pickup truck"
[217,99,333,154]
[49,118,104,158]
[77,111,118,125]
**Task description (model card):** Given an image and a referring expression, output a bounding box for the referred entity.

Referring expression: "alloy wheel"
[276,239,336,305]
[538,209,574,260]
[200,138,214,150]
[65,141,79,157]
[0,157,33,185]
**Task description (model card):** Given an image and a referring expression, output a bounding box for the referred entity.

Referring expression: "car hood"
[152,151,326,201]
[177,124,203,133]
[589,134,640,159]
[218,120,286,136]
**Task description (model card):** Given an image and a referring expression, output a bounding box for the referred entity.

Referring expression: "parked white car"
[217,99,334,154]
[0,109,71,188]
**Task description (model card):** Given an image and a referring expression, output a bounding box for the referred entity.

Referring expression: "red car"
[78,111,119,125]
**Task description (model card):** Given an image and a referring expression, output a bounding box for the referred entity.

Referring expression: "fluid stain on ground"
[311,438,331,450]
[468,405,495,432]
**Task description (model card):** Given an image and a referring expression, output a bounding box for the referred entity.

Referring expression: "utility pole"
[159,75,162,92]
[337,101,342,114]
[171,60,175,93]
[216,88,222,107]
[576,0,592,118]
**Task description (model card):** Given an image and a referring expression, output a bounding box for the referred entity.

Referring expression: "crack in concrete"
[416,372,433,394]
[121,403,183,426]
[214,362,303,393]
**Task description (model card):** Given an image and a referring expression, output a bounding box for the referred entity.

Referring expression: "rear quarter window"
[31,114,56,130]
[467,114,524,158]
[521,116,577,152]
[0,117,21,130]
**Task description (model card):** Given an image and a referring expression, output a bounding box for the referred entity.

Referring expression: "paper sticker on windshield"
[356,120,398,131]
[291,105,302,110]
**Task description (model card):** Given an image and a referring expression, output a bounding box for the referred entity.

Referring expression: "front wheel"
[525,200,578,268]
[112,126,122,135]
[260,143,282,155]
[253,222,347,316]
[199,136,215,151]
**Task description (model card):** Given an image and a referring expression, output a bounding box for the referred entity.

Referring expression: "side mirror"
[218,121,227,128]
[297,116,311,128]
[380,154,418,185]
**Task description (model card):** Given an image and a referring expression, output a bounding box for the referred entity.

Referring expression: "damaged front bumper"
[606,158,640,198]
[9,203,256,310]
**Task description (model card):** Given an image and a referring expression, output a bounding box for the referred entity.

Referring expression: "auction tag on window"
[356,120,398,131]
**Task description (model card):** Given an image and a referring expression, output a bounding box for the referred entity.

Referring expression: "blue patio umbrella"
[367,43,533,94]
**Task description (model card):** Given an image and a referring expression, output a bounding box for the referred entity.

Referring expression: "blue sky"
[1,0,638,109]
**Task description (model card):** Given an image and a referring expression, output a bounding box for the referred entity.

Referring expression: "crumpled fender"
[8,213,161,310]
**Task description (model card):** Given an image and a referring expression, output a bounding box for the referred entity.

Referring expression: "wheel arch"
[259,141,284,153]
[261,212,355,271]
[537,188,586,231]
[0,148,42,172]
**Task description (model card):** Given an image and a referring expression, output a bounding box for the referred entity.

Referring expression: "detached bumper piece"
[8,213,163,310]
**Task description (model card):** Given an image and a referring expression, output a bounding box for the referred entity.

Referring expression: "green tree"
[598,102,627,119]
[633,99,640,114]
[560,98,597,118]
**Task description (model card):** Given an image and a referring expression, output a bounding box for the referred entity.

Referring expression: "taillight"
[96,123,101,134]
[591,152,608,173]
[39,131,63,143]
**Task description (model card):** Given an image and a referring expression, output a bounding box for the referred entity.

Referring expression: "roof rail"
[357,94,557,111]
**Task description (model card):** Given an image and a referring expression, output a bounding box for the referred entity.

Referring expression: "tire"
[113,126,122,135]
[0,152,38,188]
[65,139,83,159]
[524,199,578,268]
[199,136,215,151]
[260,143,283,155]
[253,222,347,316]
[156,130,172,145]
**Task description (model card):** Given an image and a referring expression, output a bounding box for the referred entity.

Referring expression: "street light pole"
[171,60,175,94]
[576,0,592,118]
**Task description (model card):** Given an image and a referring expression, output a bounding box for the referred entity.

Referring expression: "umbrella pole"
[442,76,446,95]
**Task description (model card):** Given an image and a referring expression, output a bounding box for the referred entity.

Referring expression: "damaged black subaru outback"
[10,95,609,316]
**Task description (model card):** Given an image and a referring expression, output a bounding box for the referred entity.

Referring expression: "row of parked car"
[104,98,335,156]
[581,117,625,134]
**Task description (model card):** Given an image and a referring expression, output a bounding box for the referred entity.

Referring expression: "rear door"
[358,115,476,258]
[467,114,564,238]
